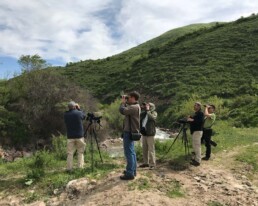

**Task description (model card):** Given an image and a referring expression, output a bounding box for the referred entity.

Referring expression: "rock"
[66,178,89,197]
[100,143,108,149]
[200,180,206,184]
[13,151,23,158]
[53,189,59,195]
[90,179,97,185]
[22,151,33,158]
[214,180,223,184]
[194,176,201,182]
[245,181,252,187]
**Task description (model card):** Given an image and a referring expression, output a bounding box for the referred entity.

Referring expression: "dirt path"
[1,147,257,206]
[47,149,258,206]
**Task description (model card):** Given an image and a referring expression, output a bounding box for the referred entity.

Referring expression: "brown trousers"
[142,135,156,166]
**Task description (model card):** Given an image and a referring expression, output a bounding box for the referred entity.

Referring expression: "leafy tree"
[7,70,97,144]
[18,54,49,72]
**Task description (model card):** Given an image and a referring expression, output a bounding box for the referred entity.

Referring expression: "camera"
[86,112,102,123]
[178,118,188,124]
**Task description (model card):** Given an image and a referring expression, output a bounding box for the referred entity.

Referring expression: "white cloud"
[0,0,258,66]
[117,0,258,45]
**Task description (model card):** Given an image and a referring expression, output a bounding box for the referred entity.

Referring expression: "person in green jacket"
[139,102,157,169]
[202,104,216,160]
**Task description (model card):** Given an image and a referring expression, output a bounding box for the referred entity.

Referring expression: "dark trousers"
[201,129,212,158]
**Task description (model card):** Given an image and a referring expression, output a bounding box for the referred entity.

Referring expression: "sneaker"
[139,164,149,168]
[202,157,210,161]
[120,175,134,180]
[190,160,200,167]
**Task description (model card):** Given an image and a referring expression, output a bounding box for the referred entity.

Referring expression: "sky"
[0,0,258,78]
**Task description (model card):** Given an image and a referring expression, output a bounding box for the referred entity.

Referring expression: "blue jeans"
[123,132,137,177]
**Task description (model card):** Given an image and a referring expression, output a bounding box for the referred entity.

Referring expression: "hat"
[195,102,202,107]
[209,104,216,110]
[68,101,76,108]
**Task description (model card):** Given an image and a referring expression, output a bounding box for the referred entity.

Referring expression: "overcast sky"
[0,0,258,78]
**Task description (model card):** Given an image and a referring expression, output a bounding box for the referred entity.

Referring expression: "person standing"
[187,102,204,166]
[64,101,86,171]
[139,102,157,169]
[119,91,141,180]
[202,104,216,160]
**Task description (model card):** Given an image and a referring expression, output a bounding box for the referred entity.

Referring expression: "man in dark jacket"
[139,102,157,169]
[64,101,86,171]
[187,102,204,166]
[119,91,141,180]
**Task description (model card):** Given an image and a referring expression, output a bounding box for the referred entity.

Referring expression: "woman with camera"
[202,104,216,161]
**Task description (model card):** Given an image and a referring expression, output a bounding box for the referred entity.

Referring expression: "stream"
[106,128,172,158]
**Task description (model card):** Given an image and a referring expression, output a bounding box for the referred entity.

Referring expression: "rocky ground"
[1,146,257,206]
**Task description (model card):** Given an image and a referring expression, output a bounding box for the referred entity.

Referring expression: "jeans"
[123,132,137,177]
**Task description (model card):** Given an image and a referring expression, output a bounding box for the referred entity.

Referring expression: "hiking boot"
[120,175,134,180]
[190,160,200,167]
[139,164,149,168]
[123,170,137,176]
[202,157,210,161]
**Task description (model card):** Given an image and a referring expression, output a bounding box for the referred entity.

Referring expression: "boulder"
[66,178,89,197]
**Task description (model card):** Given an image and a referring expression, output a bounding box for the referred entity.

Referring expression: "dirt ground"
[49,147,258,206]
[1,147,258,206]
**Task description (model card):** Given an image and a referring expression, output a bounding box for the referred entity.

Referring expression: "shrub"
[5,70,97,145]
[52,134,67,160]
[103,99,124,135]
[26,150,53,181]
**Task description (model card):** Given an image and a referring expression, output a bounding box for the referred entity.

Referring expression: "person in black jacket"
[64,101,86,171]
[139,102,157,169]
[187,102,204,166]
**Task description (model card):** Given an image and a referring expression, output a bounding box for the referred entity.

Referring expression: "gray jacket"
[140,103,157,136]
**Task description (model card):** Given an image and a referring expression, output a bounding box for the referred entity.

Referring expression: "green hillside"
[60,15,258,127]
[59,23,216,97]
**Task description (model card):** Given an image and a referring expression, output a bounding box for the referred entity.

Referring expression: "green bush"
[103,98,124,134]
[26,150,53,181]
[52,134,67,160]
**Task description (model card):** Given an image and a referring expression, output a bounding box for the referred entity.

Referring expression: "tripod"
[84,119,103,172]
[161,123,190,160]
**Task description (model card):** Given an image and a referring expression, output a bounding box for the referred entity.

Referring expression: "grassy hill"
[59,23,216,97]
[59,15,258,127]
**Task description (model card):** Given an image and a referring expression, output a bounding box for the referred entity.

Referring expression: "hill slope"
[59,23,216,97]
[59,14,258,127]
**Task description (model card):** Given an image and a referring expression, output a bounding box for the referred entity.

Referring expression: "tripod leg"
[160,126,184,160]
[182,130,190,159]
[93,129,103,163]
[90,132,94,172]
